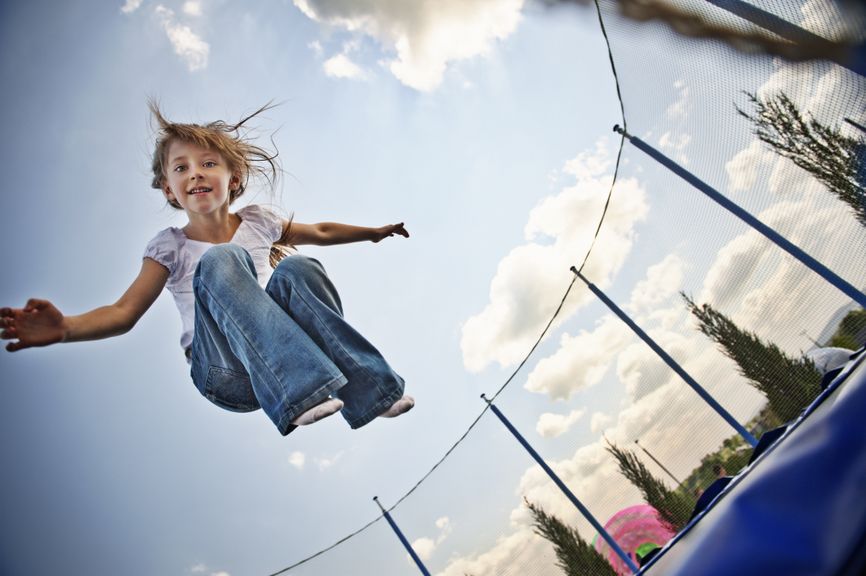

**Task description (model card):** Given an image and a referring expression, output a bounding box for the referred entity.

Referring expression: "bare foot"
[291,398,344,426]
[379,396,415,418]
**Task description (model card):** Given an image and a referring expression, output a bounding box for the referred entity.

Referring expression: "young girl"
[0,103,414,436]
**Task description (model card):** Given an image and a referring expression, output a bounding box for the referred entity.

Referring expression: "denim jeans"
[189,244,405,435]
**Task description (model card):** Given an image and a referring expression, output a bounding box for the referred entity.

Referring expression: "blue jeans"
[189,244,405,435]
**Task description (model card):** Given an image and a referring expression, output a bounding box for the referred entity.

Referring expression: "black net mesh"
[271,1,865,574]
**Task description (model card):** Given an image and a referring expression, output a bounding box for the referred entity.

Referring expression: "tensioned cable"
[268,2,628,573]
[576,0,628,274]
[268,272,577,576]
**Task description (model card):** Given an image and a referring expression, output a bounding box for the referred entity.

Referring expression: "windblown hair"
[148,100,293,268]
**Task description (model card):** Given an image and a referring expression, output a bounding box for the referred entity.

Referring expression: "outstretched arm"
[1,258,168,352]
[286,221,409,246]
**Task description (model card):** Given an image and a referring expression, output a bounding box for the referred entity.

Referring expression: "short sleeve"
[143,228,178,276]
[239,204,285,243]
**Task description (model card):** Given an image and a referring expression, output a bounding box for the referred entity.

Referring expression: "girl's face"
[162,139,239,217]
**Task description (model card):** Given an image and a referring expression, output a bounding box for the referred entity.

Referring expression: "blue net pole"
[704,0,865,76]
[482,394,641,574]
[373,497,432,576]
[571,268,760,447]
[614,125,866,310]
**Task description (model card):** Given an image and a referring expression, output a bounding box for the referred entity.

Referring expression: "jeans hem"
[346,384,405,430]
[276,373,348,436]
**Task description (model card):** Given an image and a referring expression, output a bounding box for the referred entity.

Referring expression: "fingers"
[6,341,27,352]
[3,323,25,351]
[0,315,17,337]
[2,300,48,316]
[25,298,49,311]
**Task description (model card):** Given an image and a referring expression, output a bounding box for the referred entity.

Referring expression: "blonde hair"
[148,100,292,267]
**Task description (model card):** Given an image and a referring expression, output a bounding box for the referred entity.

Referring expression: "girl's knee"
[197,244,253,281]
[275,254,322,280]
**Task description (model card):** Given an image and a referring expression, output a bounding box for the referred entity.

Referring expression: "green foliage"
[678,436,751,497]
[679,406,781,498]
[737,91,866,227]
[605,441,695,533]
[829,308,866,349]
[682,293,822,422]
[525,499,618,576]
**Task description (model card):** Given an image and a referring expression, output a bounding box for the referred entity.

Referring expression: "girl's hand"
[1,299,67,352]
[373,223,410,243]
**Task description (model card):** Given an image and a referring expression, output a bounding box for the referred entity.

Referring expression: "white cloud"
[515,441,637,533]
[616,328,694,402]
[799,0,852,41]
[438,528,555,576]
[447,261,772,573]
[448,54,866,576]
[725,140,775,194]
[665,80,690,120]
[536,408,586,438]
[512,244,769,530]
[315,451,345,471]
[183,1,202,16]
[658,130,692,165]
[561,139,613,180]
[293,0,524,91]
[590,411,612,434]
[656,80,693,164]
[410,517,452,562]
[188,565,230,576]
[524,316,633,400]
[697,228,767,309]
[461,140,648,373]
[699,192,866,350]
[524,251,686,401]
[288,451,306,469]
[627,254,685,315]
[757,61,816,105]
[155,5,209,71]
[516,341,763,534]
[412,536,436,561]
[121,0,144,14]
[323,53,366,79]
[442,365,760,573]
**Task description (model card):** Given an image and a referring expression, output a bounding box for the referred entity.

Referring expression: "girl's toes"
[379,395,415,418]
[291,398,344,426]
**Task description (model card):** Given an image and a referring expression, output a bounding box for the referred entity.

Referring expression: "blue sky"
[1,1,864,575]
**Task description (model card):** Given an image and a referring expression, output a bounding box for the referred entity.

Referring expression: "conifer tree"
[604,441,694,533]
[830,308,866,350]
[737,91,866,227]
[682,294,822,422]
[525,499,617,576]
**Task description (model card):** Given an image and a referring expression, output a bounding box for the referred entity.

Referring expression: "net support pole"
[570,268,759,447]
[373,497,432,576]
[481,394,640,574]
[704,0,865,77]
[635,439,684,487]
[613,124,866,309]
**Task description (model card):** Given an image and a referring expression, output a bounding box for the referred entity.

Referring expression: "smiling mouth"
[188,187,212,195]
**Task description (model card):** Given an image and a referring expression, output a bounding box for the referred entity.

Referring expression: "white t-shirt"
[143,204,289,350]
